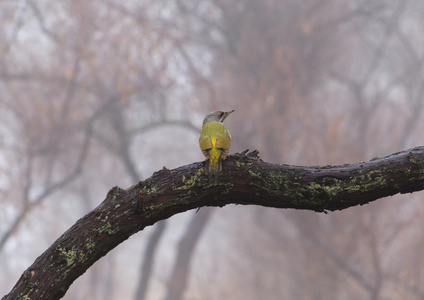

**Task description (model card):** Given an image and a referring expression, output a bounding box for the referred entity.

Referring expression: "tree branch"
[4,146,424,300]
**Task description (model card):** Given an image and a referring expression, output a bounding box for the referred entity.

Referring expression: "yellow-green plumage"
[199,113,232,182]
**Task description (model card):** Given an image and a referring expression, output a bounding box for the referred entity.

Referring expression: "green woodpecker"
[199,110,234,181]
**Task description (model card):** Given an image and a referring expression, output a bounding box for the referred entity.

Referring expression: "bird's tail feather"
[205,159,221,184]
[205,147,223,184]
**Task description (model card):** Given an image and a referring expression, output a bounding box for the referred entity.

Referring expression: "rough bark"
[4,147,424,300]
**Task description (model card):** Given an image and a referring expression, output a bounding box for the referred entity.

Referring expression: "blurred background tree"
[1,0,424,299]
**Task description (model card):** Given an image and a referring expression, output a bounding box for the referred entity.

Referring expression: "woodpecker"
[199,110,234,182]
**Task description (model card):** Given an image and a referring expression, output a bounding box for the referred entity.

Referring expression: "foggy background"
[2,0,424,299]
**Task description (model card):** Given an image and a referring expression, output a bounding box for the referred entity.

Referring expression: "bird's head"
[203,110,234,124]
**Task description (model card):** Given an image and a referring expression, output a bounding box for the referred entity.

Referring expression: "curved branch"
[4,146,424,300]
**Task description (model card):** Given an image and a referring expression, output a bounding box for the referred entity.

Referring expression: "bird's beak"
[223,110,235,120]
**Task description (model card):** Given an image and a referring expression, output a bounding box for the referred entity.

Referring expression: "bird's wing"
[199,136,213,151]
[215,129,231,150]
[215,137,230,150]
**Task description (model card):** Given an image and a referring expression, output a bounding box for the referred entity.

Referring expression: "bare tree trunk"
[164,208,213,300]
[134,220,167,300]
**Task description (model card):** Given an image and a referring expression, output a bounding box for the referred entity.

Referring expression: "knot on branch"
[233,149,262,161]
